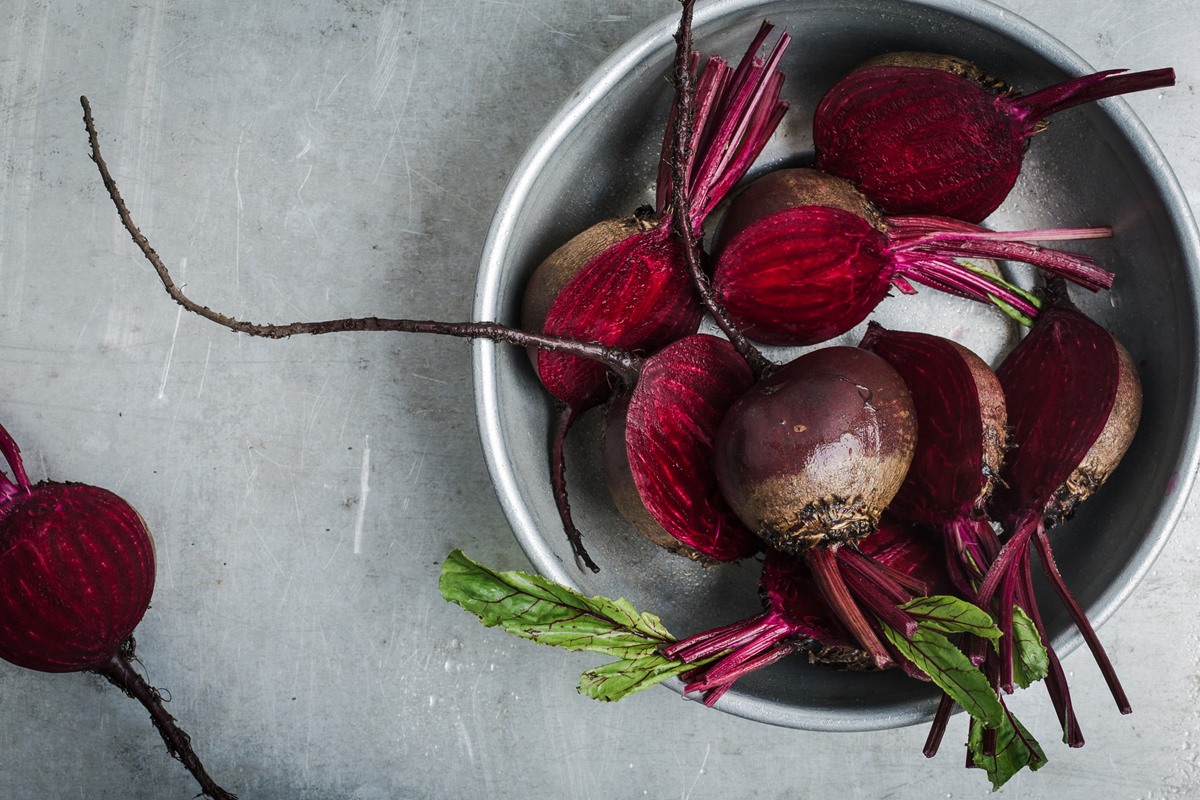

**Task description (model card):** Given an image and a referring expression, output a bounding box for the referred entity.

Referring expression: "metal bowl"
[472,0,1200,731]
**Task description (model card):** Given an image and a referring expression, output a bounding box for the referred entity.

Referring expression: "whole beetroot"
[0,424,235,799]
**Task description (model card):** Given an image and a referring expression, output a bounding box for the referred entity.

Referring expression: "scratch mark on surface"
[353,434,371,554]
[72,296,103,352]
[234,135,245,288]
[373,0,409,110]
[455,717,476,766]
[196,341,213,399]
[251,521,285,576]
[324,51,370,106]
[683,741,711,800]
[296,163,319,239]
[157,257,187,400]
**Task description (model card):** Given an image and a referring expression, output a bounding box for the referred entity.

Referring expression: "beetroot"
[0,425,235,799]
[813,53,1175,221]
[519,25,789,570]
[601,334,760,562]
[662,517,950,705]
[713,346,918,666]
[980,281,1142,744]
[859,323,1006,596]
[710,168,1114,346]
[858,324,1038,762]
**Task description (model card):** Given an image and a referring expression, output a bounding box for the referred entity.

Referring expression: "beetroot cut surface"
[0,423,236,799]
[814,62,1176,222]
[604,334,759,562]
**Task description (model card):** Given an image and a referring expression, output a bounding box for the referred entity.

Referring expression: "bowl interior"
[473,0,1200,731]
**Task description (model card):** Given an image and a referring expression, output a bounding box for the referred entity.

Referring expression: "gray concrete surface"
[0,1,1196,798]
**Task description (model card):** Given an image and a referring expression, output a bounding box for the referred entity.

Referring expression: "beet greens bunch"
[79,0,1170,794]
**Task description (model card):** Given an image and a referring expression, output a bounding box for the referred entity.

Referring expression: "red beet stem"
[1032,526,1130,713]
[838,562,919,638]
[924,693,957,757]
[888,217,1115,293]
[1010,67,1176,129]
[95,641,237,800]
[806,547,893,668]
[660,21,790,233]
[1018,544,1084,747]
[662,613,780,662]
[689,32,791,224]
[0,423,32,499]
[685,643,795,706]
[838,546,928,602]
[900,257,1041,319]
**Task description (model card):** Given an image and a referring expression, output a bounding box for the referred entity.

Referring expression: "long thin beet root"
[0,425,235,799]
[814,53,1175,221]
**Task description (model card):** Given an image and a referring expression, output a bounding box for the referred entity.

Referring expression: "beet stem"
[1018,547,1084,746]
[839,563,920,639]
[1010,67,1176,126]
[80,96,643,388]
[0,422,32,495]
[662,613,777,662]
[94,641,236,800]
[1032,527,1131,714]
[839,546,929,599]
[667,1,772,380]
[923,692,956,757]
[806,547,893,668]
[688,642,795,702]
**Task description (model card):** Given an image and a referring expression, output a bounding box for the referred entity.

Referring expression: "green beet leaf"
[579,651,709,701]
[883,623,1005,729]
[968,706,1048,790]
[439,550,675,658]
[1010,606,1050,689]
[901,595,1002,640]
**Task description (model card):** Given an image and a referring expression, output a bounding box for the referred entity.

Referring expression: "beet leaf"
[901,595,1003,640]
[968,707,1049,790]
[881,620,1004,729]
[438,550,713,701]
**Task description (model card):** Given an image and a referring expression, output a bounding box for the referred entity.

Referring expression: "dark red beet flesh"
[711,168,1113,347]
[602,334,760,562]
[0,425,236,799]
[814,59,1176,221]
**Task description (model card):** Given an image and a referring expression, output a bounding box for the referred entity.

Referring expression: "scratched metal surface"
[0,1,1195,798]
